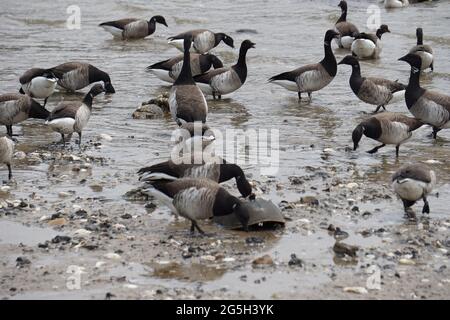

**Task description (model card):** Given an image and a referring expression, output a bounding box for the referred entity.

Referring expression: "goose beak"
[398,55,407,62]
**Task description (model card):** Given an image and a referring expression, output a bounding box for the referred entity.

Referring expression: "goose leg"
[422,195,430,214]
[308,92,312,101]
[7,164,12,180]
[402,199,416,219]
[297,92,302,101]
[395,145,400,158]
[432,127,441,139]
[212,92,217,100]
[430,62,434,72]
[367,144,385,154]
[218,94,222,100]
[6,125,12,137]
[78,132,82,148]
[61,133,65,146]
[43,97,48,107]
[373,105,383,113]
[190,221,195,235]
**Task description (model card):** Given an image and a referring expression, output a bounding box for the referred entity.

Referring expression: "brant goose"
[268,30,339,101]
[351,25,390,59]
[0,93,48,137]
[169,36,208,124]
[147,53,223,83]
[0,136,14,180]
[338,55,405,113]
[168,29,234,54]
[335,1,360,49]
[399,53,450,139]
[409,28,434,71]
[138,158,253,198]
[142,177,250,234]
[49,62,115,93]
[99,16,167,40]
[19,68,57,107]
[45,84,105,146]
[352,112,423,157]
[194,40,255,99]
[392,164,436,218]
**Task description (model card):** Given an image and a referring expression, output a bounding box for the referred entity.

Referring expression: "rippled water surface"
[1,0,450,299]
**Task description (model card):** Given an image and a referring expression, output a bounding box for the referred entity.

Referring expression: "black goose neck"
[407,67,421,90]
[174,46,195,85]
[214,33,223,46]
[337,8,347,23]
[417,31,423,45]
[320,41,337,76]
[83,93,94,109]
[376,29,384,39]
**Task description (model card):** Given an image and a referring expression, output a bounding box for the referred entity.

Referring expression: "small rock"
[399,258,416,265]
[14,151,27,159]
[98,133,113,141]
[48,218,67,226]
[245,236,265,245]
[16,256,31,268]
[200,255,216,262]
[121,213,132,219]
[95,261,106,269]
[73,229,92,237]
[89,184,103,192]
[333,242,358,257]
[104,253,121,261]
[288,254,303,267]
[343,287,368,294]
[252,255,274,266]
[51,235,71,244]
[58,192,72,198]
[300,196,319,206]
[346,182,358,189]
[132,104,164,119]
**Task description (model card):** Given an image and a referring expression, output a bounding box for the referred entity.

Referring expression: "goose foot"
[432,127,441,139]
[367,144,385,154]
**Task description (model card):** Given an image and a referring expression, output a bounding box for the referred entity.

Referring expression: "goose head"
[150,15,168,27]
[217,33,234,48]
[338,0,348,11]
[233,200,250,231]
[398,53,422,72]
[338,55,359,67]
[88,83,106,97]
[324,29,340,44]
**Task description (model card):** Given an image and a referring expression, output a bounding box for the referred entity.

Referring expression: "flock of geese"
[0,1,447,234]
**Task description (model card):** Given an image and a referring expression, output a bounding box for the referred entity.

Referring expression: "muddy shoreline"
[1,140,449,300]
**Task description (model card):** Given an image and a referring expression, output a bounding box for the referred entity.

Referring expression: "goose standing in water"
[147,53,223,84]
[194,40,255,99]
[19,68,57,107]
[0,136,14,180]
[392,164,436,219]
[384,0,409,8]
[268,29,339,102]
[99,16,168,40]
[335,0,360,49]
[169,36,208,124]
[338,55,405,113]
[168,29,234,54]
[138,158,253,198]
[46,84,105,146]
[398,53,450,139]
[49,62,115,93]
[351,25,390,59]
[410,28,434,72]
[142,177,250,235]
[0,94,48,137]
[352,112,423,157]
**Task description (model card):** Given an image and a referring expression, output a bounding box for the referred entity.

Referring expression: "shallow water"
[1,0,450,299]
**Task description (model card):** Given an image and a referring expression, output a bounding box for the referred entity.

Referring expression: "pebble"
[300,196,319,206]
[73,229,92,237]
[16,256,31,268]
[14,151,27,159]
[346,182,359,189]
[333,242,358,257]
[200,255,216,262]
[123,284,138,289]
[252,255,274,266]
[98,133,113,141]
[288,254,303,267]
[95,261,106,269]
[58,192,72,198]
[343,287,368,294]
[104,253,121,261]
[51,235,71,244]
[399,258,416,265]
[48,218,67,226]
[0,186,11,193]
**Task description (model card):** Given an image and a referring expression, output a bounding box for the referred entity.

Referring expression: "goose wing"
[99,18,137,30]
[193,67,230,84]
